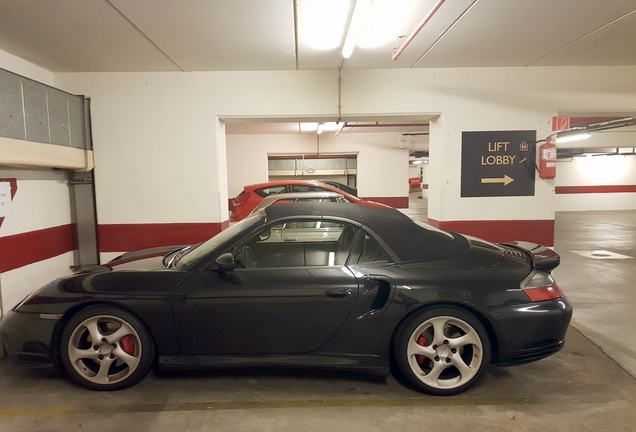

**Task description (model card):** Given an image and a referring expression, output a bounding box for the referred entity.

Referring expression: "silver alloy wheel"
[406,315,483,390]
[67,315,142,385]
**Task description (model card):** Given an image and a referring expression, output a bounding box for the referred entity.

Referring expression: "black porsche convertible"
[1,203,572,395]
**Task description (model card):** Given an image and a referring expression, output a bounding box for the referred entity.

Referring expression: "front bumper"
[483,296,573,367]
[1,310,59,368]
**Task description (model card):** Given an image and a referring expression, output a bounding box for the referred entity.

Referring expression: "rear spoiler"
[502,241,560,271]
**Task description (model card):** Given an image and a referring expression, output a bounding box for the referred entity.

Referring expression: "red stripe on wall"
[428,219,555,247]
[98,222,230,253]
[555,185,636,194]
[362,197,409,209]
[0,224,76,272]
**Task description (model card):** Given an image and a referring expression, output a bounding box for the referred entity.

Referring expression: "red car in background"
[230,180,388,222]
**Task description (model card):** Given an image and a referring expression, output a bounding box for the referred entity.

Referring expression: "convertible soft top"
[264,202,470,263]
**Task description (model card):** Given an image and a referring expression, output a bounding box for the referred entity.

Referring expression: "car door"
[171,219,361,355]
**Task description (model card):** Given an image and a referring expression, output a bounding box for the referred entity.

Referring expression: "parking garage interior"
[1,0,636,430]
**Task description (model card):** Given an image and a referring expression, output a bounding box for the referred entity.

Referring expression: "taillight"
[233,192,250,208]
[521,270,563,302]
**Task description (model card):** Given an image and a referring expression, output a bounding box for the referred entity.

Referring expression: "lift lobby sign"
[461,130,536,197]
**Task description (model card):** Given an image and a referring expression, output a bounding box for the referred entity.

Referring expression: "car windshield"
[176,213,262,269]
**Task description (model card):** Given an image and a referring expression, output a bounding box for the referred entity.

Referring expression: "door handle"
[324,288,351,298]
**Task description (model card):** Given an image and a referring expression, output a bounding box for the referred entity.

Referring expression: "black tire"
[393,306,491,396]
[60,305,155,391]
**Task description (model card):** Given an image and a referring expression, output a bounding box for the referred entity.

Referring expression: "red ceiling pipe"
[392,0,446,61]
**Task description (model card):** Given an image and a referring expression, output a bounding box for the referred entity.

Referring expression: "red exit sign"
[552,116,570,131]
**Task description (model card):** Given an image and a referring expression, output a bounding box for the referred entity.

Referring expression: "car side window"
[290,185,328,193]
[254,186,287,197]
[350,233,392,265]
[233,220,360,268]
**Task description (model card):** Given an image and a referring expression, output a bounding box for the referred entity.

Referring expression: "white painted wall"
[556,155,636,211]
[55,71,339,226]
[0,173,71,236]
[53,66,636,229]
[226,132,408,199]
[341,67,634,223]
[0,169,74,314]
[555,126,636,211]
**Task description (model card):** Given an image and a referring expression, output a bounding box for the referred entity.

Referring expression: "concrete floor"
[1,198,635,431]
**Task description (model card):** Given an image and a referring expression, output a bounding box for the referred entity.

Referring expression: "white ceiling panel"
[109,0,297,71]
[531,10,636,66]
[0,0,180,72]
[413,0,636,67]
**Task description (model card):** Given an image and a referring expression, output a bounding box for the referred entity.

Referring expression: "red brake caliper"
[415,335,426,365]
[120,335,135,356]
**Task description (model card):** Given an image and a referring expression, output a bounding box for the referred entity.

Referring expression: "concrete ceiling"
[0,0,634,73]
[1,0,633,136]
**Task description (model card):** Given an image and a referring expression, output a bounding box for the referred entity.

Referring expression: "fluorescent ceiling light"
[299,0,351,50]
[342,0,373,58]
[321,122,338,131]
[556,133,591,143]
[300,122,319,132]
[358,0,411,48]
[412,160,423,164]
[317,123,324,134]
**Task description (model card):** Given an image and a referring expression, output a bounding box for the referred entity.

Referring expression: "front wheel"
[394,306,491,396]
[60,305,155,391]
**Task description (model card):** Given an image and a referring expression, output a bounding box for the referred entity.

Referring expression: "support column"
[69,170,99,269]
[427,114,556,246]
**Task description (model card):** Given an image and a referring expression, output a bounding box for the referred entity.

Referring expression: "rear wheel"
[60,305,155,391]
[394,306,490,396]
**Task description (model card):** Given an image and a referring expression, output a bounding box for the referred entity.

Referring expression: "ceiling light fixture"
[299,0,351,50]
[412,160,423,164]
[335,122,346,135]
[556,133,592,143]
[317,123,324,135]
[342,0,373,59]
[300,122,319,132]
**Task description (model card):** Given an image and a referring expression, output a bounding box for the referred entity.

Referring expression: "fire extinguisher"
[539,139,557,179]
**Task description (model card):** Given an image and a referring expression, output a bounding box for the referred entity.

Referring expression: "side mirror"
[215,253,236,272]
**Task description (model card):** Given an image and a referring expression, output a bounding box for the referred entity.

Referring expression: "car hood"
[15,246,192,313]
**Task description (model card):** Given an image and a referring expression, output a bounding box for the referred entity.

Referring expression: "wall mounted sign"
[461,130,536,198]
[552,116,571,131]
[0,182,11,218]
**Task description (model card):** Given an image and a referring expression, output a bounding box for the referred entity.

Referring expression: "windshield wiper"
[166,245,194,268]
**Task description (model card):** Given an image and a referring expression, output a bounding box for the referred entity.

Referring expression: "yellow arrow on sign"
[481,175,514,186]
